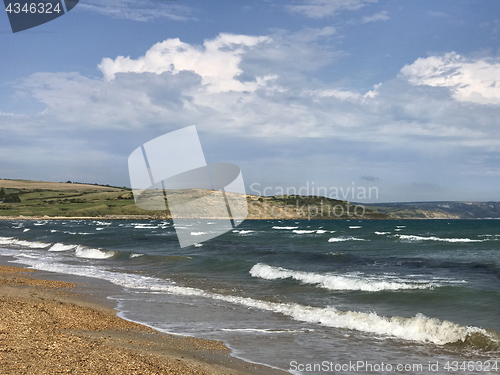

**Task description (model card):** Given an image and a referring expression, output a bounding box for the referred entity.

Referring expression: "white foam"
[328,236,367,242]
[233,230,255,234]
[130,253,144,258]
[293,230,316,234]
[349,226,361,229]
[316,230,327,234]
[249,263,434,292]
[194,243,203,247]
[49,243,76,252]
[74,245,116,259]
[272,226,298,230]
[375,231,390,235]
[93,221,112,226]
[23,229,30,232]
[152,284,488,346]
[2,249,490,347]
[220,328,307,334]
[190,232,207,236]
[397,235,484,243]
[96,228,105,231]
[134,224,159,229]
[61,231,92,235]
[0,237,50,249]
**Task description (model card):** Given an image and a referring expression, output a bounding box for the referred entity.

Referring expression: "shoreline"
[0,261,287,375]
[0,215,476,221]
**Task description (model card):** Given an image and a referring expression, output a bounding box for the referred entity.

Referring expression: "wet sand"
[0,265,287,375]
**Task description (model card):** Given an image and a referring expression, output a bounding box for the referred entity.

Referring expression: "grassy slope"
[0,180,156,218]
[0,179,388,219]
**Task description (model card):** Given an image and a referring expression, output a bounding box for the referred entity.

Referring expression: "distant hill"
[0,179,125,192]
[0,179,498,220]
[368,201,500,219]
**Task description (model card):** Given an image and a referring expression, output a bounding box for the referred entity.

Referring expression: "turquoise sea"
[0,219,499,374]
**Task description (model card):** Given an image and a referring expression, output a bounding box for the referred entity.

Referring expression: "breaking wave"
[74,245,117,259]
[249,263,435,292]
[0,237,50,249]
[397,235,484,243]
[328,236,367,242]
[49,243,76,252]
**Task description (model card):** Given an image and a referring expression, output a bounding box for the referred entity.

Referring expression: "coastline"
[0,261,287,375]
[0,215,459,221]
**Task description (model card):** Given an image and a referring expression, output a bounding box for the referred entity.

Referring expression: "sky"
[0,0,499,203]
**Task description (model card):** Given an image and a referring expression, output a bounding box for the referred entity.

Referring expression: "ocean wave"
[3,251,497,351]
[93,221,112,226]
[233,230,255,234]
[33,221,48,226]
[249,263,434,292]
[272,226,298,230]
[74,245,117,259]
[397,234,484,243]
[62,231,93,235]
[375,231,390,235]
[134,224,160,229]
[328,236,367,242]
[130,253,145,259]
[0,237,50,249]
[49,243,76,252]
[292,230,316,234]
[349,226,362,229]
[159,284,500,349]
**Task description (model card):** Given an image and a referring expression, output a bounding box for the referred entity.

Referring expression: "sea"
[0,218,499,374]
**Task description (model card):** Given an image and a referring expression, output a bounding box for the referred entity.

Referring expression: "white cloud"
[286,0,376,18]
[14,35,500,147]
[78,0,195,22]
[304,88,362,100]
[6,33,500,200]
[98,34,274,93]
[362,10,389,23]
[400,52,500,105]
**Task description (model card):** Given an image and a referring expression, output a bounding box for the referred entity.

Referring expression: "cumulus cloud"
[98,34,274,93]
[13,33,500,149]
[400,52,500,105]
[286,0,377,18]
[6,32,500,199]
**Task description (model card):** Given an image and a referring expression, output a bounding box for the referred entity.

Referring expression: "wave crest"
[249,263,434,292]
[397,235,484,243]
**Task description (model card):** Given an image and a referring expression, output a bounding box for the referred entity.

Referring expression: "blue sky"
[0,0,499,202]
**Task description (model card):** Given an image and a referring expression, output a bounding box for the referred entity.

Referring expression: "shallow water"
[1,219,499,374]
